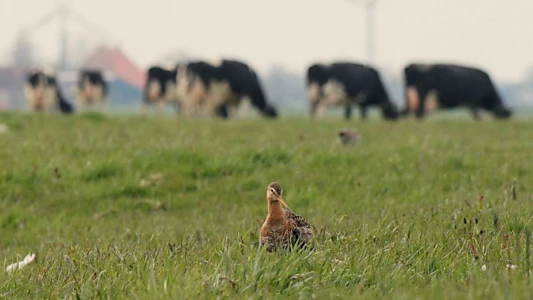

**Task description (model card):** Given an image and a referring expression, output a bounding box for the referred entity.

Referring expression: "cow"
[402,63,513,120]
[74,69,108,112]
[24,67,74,114]
[142,65,182,114]
[176,59,278,119]
[306,62,399,121]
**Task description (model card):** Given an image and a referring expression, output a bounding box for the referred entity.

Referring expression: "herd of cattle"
[25,68,107,114]
[23,59,514,121]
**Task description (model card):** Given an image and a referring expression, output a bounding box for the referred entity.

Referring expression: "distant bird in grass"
[338,128,362,146]
[260,182,314,252]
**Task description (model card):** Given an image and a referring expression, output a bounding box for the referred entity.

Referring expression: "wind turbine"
[345,0,379,66]
[20,3,111,71]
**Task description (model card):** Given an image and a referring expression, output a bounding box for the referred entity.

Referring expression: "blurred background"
[0,0,532,114]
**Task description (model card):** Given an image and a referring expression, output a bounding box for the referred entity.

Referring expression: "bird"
[338,128,362,146]
[260,182,314,252]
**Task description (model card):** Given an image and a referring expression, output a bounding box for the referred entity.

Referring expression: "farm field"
[1,112,533,299]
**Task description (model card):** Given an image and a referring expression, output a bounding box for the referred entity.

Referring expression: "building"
[70,46,144,107]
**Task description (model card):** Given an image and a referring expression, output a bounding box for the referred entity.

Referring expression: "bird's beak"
[276,195,290,209]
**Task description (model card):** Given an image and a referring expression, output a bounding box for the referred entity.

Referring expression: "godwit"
[260,182,314,252]
[338,128,362,146]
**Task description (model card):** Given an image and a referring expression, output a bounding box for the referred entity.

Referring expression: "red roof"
[83,47,144,88]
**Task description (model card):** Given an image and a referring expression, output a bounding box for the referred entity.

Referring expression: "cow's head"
[307,64,330,84]
[483,93,513,120]
[380,101,400,120]
[307,64,330,107]
[493,105,513,119]
[27,69,48,88]
[261,103,278,118]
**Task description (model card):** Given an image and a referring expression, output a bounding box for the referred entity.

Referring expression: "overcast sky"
[0,0,532,82]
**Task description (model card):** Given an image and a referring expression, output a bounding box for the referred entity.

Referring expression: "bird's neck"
[266,201,287,225]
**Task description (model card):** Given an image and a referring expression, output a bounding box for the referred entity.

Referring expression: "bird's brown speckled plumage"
[338,128,361,146]
[260,182,314,252]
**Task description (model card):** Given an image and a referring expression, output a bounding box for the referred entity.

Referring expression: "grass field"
[1,112,533,299]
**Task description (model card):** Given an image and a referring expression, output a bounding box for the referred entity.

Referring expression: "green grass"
[1,111,533,299]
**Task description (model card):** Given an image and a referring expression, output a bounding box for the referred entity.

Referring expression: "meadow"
[1,111,533,299]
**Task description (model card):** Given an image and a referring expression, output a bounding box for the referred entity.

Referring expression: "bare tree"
[262,65,307,111]
[70,36,95,68]
[11,31,38,67]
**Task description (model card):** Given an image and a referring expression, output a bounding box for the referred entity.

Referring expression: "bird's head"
[267,182,290,209]
[338,128,361,145]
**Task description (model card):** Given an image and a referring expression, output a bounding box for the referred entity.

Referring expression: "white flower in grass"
[6,253,36,273]
[0,123,8,134]
[481,265,487,271]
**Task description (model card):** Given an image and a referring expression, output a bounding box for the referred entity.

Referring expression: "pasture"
[1,112,533,299]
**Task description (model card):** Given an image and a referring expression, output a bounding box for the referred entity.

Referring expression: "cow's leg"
[415,88,428,120]
[201,93,223,118]
[308,83,321,119]
[93,97,100,113]
[182,80,208,118]
[215,105,229,118]
[175,75,194,117]
[26,87,38,112]
[77,91,89,113]
[173,98,181,115]
[97,98,105,113]
[24,85,34,111]
[183,91,205,118]
[80,98,89,113]
[83,98,91,112]
[191,87,208,118]
[310,102,320,119]
[359,105,368,120]
[401,86,416,117]
[181,96,196,118]
[202,81,231,118]
[155,100,165,115]
[95,86,105,113]
[237,97,248,118]
[141,100,150,115]
[470,107,482,121]
[314,102,328,119]
[344,104,353,120]
[44,86,56,113]
[102,97,108,113]
[141,103,148,115]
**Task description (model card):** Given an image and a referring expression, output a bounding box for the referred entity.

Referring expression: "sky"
[0,0,532,83]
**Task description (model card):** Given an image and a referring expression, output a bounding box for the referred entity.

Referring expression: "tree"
[11,31,38,67]
[262,65,307,113]
[70,36,95,69]
[525,66,533,86]
[378,65,404,108]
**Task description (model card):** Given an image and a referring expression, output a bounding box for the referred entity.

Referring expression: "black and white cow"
[402,63,513,120]
[177,59,278,119]
[306,62,399,120]
[24,68,74,114]
[142,65,181,114]
[75,69,108,112]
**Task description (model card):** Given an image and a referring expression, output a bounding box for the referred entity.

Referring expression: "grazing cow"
[142,65,181,114]
[74,69,108,112]
[24,68,74,114]
[177,59,278,119]
[402,63,513,120]
[306,62,399,120]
